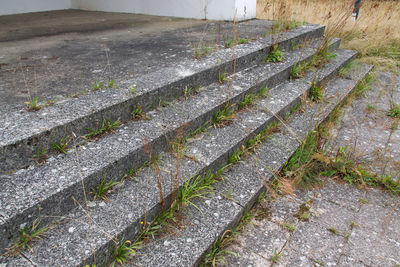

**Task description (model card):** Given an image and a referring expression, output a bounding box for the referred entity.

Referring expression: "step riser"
[0,26,325,173]
[0,39,342,253]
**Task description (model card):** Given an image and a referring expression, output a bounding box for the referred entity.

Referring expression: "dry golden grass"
[257,0,400,70]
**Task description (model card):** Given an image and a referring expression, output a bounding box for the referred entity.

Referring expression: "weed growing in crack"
[5,218,48,256]
[218,72,229,84]
[266,45,283,63]
[271,249,282,263]
[183,85,201,100]
[52,135,72,154]
[309,82,323,102]
[177,173,216,211]
[25,96,41,112]
[212,104,235,128]
[107,79,116,88]
[387,102,400,119]
[91,81,103,91]
[290,62,308,80]
[111,240,141,267]
[91,178,119,201]
[238,93,258,110]
[84,118,121,139]
[33,148,48,165]
[279,222,296,232]
[131,106,150,120]
[354,73,375,97]
[203,208,253,266]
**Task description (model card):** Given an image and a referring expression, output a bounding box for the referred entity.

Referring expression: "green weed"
[212,105,235,127]
[92,81,103,91]
[25,96,41,112]
[238,93,257,110]
[266,45,283,63]
[52,136,72,154]
[107,79,116,88]
[92,178,119,201]
[218,72,229,84]
[111,240,141,267]
[84,119,121,139]
[131,106,150,120]
[6,219,48,256]
[387,103,400,119]
[33,148,48,164]
[309,83,323,102]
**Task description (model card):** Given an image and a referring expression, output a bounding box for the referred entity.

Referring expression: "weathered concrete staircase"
[0,20,372,266]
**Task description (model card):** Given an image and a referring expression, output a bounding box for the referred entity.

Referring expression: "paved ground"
[222,69,400,266]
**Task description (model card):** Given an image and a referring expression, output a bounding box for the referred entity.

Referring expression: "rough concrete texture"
[223,181,400,267]
[221,69,400,267]
[0,15,325,172]
[0,41,346,253]
[328,69,400,181]
[130,64,372,266]
[0,55,366,264]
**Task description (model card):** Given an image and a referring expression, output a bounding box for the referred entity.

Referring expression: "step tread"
[0,50,362,266]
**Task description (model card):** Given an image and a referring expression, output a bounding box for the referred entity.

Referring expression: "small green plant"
[309,83,323,102]
[271,249,281,263]
[129,85,138,94]
[354,74,374,97]
[238,38,250,44]
[131,105,150,120]
[212,105,235,127]
[92,81,103,91]
[177,173,215,211]
[327,227,339,235]
[6,219,48,256]
[107,79,116,88]
[218,72,229,84]
[52,136,72,154]
[183,85,201,99]
[259,86,270,97]
[111,240,140,267]
[33,148,48,164]
[279,222,296,232]
[358,198,369,204]
[194,43,212,59]
[92,178,119,201]
[387,103,400,118]
[224,39,234,48]
[266,45,283,63]
[25,96,41,111]
[229,149,243,164]
[85,119,121,139]
[238,93,257,110]
[366,104,376,113]
[290,62,306,80]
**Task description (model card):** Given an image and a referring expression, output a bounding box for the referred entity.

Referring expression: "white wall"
[71,0,256,21]
[0,0,256,21]
[0,0,71,16]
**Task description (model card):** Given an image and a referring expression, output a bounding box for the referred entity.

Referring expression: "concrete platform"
[0,10,215,109]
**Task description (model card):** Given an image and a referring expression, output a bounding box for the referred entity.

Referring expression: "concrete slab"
[0,10,274,111]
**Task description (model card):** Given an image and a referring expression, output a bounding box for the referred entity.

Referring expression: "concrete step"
[0,48,360,266]
[131,63,374,266]
[0,22,326,173]
[0,37,341,254]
